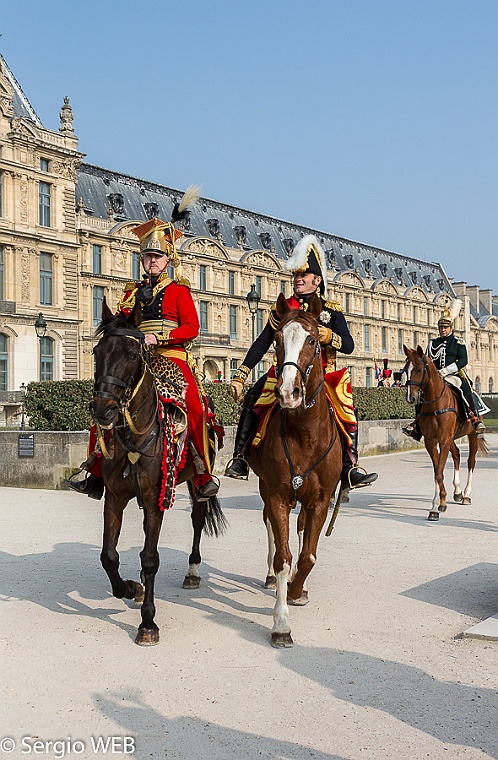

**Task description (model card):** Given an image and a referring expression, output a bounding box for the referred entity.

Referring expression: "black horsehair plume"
[171,184,202,222]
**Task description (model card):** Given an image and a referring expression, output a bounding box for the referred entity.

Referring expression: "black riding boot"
[340,428,378,497]
[65,472,105,500]
[402,403,422,441]
[462,384,486,436]
[224,378,265,479]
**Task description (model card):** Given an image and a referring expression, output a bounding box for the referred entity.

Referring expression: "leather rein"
[275,331,337,502]
[406,354,458,418]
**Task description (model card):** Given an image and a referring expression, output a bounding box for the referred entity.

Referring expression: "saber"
[325,496,341,537]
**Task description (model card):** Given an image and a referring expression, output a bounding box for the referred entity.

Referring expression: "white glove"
[439,362,458,377]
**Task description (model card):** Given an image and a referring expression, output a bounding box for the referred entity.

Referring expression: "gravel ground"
[1,436,497,760]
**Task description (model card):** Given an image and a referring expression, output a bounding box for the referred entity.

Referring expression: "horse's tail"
[477,436,489,457]
[203,494,228,538]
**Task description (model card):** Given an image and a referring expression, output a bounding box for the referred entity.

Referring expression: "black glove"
[136,284,153,304]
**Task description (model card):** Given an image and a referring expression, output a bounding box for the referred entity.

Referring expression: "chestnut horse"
[91,298,226,645]
[248,293,343,647]
[403,345,488,521]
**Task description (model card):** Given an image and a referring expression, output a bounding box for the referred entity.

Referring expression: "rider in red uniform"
[68,189,219,502]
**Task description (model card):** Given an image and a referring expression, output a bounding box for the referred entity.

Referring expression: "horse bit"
[275,338,323,410]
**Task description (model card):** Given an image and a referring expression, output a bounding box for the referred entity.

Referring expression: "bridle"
[406,352,450,407]
[275,332,323,410]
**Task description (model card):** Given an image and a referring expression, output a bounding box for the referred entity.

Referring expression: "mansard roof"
[76,162,453,297]
[0,54,43,126]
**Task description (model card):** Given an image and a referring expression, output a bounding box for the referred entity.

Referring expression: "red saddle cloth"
[252,366,357,448]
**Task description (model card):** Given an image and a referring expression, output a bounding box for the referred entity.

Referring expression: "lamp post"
[20,382,26,430]
[246,284,260,381]
[34,313,47,381]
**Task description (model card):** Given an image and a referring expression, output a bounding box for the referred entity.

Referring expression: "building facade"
[1,54,497,424]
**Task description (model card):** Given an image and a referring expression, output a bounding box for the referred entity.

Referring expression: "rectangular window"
[365,366,372,388]
[40,336,54,381]
[364,324,370,352]
[40,253,53,305]
[93,286,105,327]
[199,301,208,332]
[363,297,368,316]
[40,158,50,172]
[0,170,3,217]
[0,333,7,391]
[413,305,418,324]
[39,181,51,227]
[256,276,262,298]
[229,305,237,340]
[398,329,403,354]
[229,358,238,380]
[92,244,102,275]
[199,265,207,291]
[382,327,387,353]
[228,270,235,295]
[413,331,419,348]
[167,262,175,280]
[397,303,402,321]
[256,308,264,335]
[345,293,350,314]
[257,361,265,379]
[0,245,4,300]
[381,300,386,319]
[280,280,286,296]
[132,251,140,280]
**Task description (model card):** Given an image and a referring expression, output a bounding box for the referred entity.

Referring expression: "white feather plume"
[178,184,202,214]
[450,298,462,321]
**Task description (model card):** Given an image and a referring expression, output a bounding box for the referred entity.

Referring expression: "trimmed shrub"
[24,380,93,431]
[23,378,413,431]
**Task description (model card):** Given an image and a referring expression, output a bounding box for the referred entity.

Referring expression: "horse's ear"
[416,345,424,356]
[309,292,322,319]
[129,299,143,328]
[101,297,113,321]
[403,344,411,358]
[275,292,290,318]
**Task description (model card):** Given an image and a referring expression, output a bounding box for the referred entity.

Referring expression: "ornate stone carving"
[144,202,159,219]
[245,252,276,269]
[234,225,247,246]
[59,96,74,134]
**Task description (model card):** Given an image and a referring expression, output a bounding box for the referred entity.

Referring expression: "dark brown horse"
[248,292,343,647]
[91,298,226,645]
[403,345,488,521]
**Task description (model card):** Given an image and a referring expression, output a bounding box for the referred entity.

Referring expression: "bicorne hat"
[284,235,328,297]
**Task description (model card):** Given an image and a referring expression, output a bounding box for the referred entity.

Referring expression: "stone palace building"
[1,53,497,424]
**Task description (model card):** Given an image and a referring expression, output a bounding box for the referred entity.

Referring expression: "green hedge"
[23,378,412,431]
[24,380,94,431]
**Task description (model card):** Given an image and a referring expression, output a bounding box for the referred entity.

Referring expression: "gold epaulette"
[325,299,343,312]
[124,280,140,291]
[455,336,465,345]
[118,284,138,312]
[269,307,280,330]
[175,275,191,288]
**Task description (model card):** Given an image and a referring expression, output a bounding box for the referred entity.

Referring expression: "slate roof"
[0,54,43,127]
[76,162,453,297]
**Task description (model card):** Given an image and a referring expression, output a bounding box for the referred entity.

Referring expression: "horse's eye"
[307,336,316,346]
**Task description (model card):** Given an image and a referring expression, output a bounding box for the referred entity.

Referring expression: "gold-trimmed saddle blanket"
[252,366,356,448]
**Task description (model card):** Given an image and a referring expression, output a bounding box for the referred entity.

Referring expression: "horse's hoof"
[135,627,159,646]
[462,497,471,505]
[428,511,440,521]
[134,583,145,606]
[265,575,277,590]
[288,591,309,606]
[182,575,201,589]
[271,632,293,648]
[438,504,447,513]
[454,492,463,503]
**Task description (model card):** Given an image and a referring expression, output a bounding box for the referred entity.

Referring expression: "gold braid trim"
[233,364,250,383]
[269,309,280,329]
[325,299,343,312]
[118,286,138,312]
[331,332,343,349]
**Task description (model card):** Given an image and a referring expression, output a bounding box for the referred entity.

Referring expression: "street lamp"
[34,312,47,339]
[246,284,260,381]
[20,382,26,430]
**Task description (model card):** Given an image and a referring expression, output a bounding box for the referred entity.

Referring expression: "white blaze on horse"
[403,345,488,521]
[248,293,343,647]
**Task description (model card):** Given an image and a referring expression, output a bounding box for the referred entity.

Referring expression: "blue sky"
[2,1,497,293]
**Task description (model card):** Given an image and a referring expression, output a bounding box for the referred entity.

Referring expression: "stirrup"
[224,456,249,480]
[195,475,220,502]
[347,466,378,490]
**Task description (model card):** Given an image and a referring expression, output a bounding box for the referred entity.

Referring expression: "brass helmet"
[438,298,462,328]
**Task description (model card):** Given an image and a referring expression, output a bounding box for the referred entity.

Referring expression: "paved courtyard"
[1,437,497,759]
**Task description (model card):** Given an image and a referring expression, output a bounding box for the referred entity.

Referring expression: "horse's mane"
[95,312,130,337]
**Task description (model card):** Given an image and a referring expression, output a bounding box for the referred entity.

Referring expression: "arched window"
[489,377,494,393]
[40,336,54,381]
[475,376,481,393]
[0,333,8,391]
